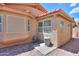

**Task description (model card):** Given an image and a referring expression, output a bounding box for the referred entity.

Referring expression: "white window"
[38,20,52,33]
[44,20,51,33]
[0,16,2,32]
[6,15,26,33]
[38,22,43,32]
[60,21,64,28]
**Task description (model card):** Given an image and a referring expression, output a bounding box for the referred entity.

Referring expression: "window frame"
[38,22,43,32]
[60,20,64,28]
[43,20,52,33]
[38,20,52,33]
[0,15,3,32]
[27,20,31,31]
[6,15,26,33]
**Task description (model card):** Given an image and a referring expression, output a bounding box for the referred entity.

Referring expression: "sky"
[40,3,79,22]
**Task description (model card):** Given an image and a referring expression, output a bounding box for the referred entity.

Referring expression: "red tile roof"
[38,9,61,17]
[37,9,75,23]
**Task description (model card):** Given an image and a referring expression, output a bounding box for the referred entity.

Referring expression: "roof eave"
[36,9,74,23]
[4,3,48,13]
[0,6,35,19]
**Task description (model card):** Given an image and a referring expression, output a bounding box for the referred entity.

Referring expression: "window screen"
[38,22,43,32]
[44,20,51,33]
[27,20,31,31]
[38,20,52,33]
[6,15,26,33]
[44,20,51,26]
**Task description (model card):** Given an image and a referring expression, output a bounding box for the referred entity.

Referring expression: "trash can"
[44,39,51,47]
[44,33,53,47]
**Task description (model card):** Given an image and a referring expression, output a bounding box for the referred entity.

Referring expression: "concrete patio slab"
[35,43,57,55]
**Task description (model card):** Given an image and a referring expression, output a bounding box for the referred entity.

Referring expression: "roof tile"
[38,9,61,17]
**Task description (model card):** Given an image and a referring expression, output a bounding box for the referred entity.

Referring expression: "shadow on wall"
[60,38,79,54]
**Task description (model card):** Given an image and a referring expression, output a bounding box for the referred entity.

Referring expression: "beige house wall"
[37,14,72,48]
[0,6,73,48]
[0,11,37,48]
[37,15,58,47]
[56,16,72,47]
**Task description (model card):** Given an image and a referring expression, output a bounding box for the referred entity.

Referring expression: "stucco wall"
[0,11,37,48]
[37,16,58,47]
[37,14,72,48]
[56,16,72,47]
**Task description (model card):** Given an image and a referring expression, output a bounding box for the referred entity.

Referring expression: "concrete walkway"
[0,38,79,56]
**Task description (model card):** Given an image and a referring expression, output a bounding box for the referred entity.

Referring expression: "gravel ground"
[0,42,40,56]
[0,38,79,56]
[61,38,79,54]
